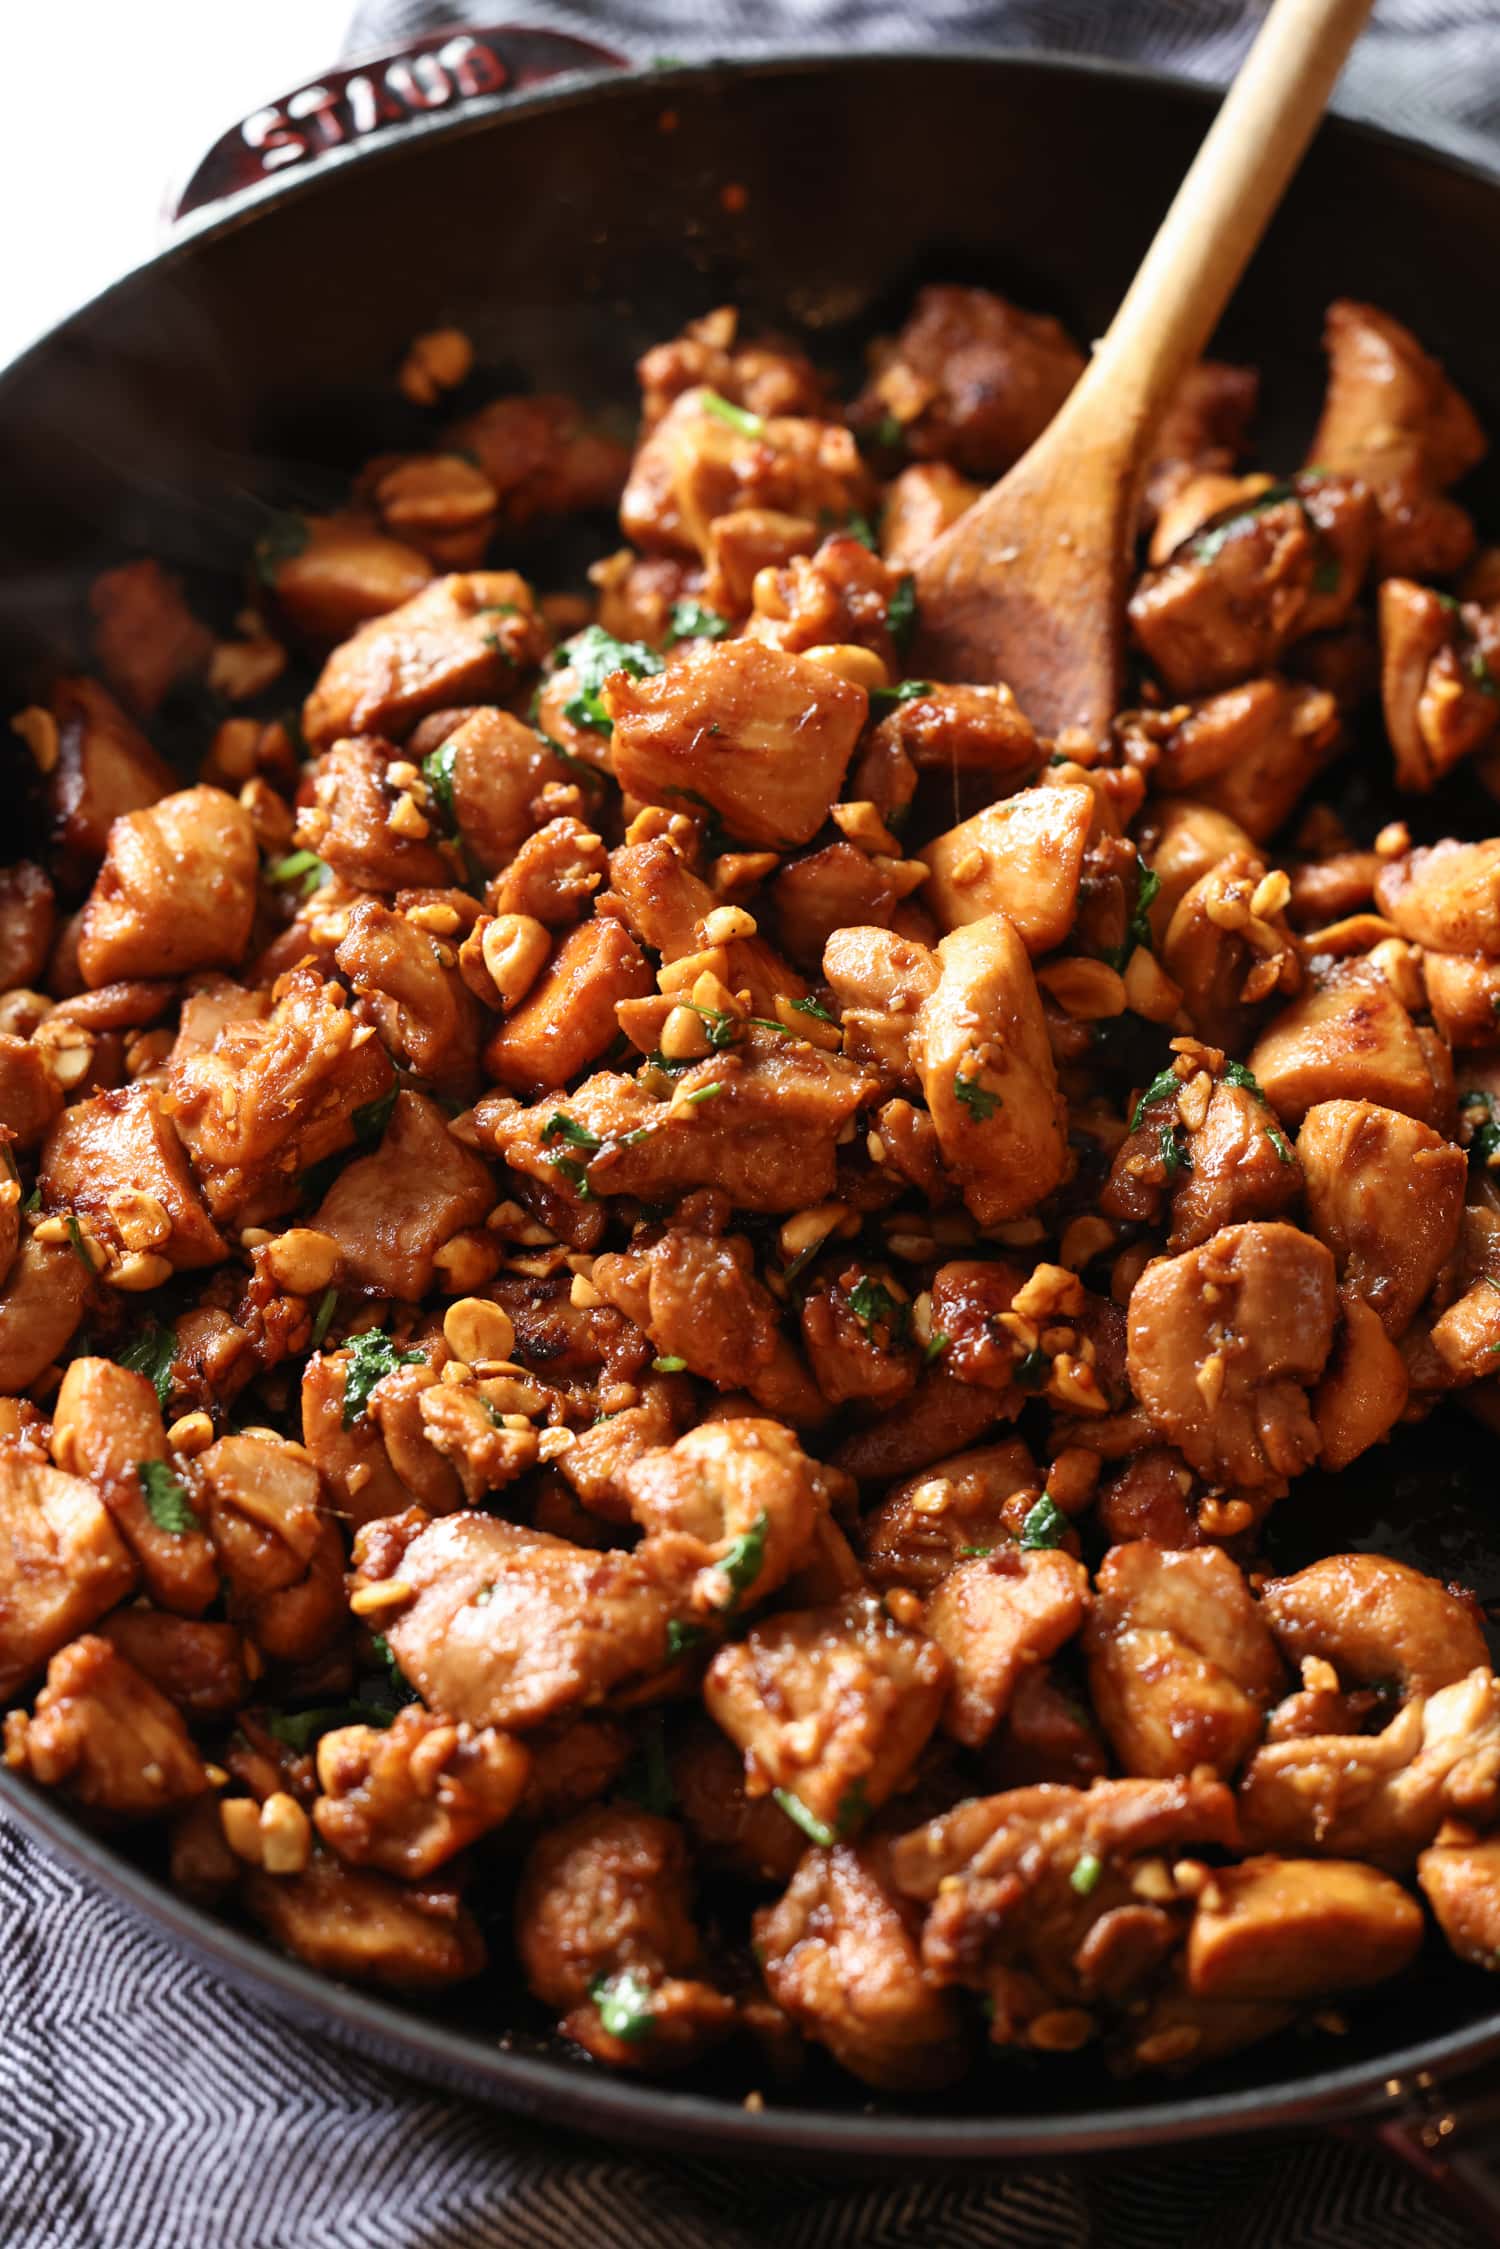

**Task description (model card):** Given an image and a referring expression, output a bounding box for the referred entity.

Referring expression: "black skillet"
[5,22,1500,2229]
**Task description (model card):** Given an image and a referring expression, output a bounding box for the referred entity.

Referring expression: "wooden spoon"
[912,0,1375,737]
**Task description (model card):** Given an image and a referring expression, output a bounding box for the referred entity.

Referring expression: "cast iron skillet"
[5,25,1500,2215]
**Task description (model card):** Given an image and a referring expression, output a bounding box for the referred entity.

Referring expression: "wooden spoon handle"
[1075,0,1374,449]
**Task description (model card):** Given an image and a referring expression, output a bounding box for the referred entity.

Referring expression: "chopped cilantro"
[64,1215,94,1273]
[589,1967,657,2043]
[266,848,329,896]
[772,1789,838,1848]
[1127,855,1161,957]
[1470,645,1499,698]
[542,1113,602,1151]
[843,512,879,552]
[717,1508,770,1608]
[21,1185,40,1214]
[1160,1123,1192,1180]
[114,1320,177,1409]
[953,1069,998,1123]
[546,1153,594,1198]
[421,739,458,824]
[1187,482,1299,564]
[660,786,730,858]
[1070,1850,1103,1897]
[1130,1066,1180,1131]
[352,1085,398,1144]
[700,389,764,438]
[1265,1123,1295,1166]
[683,1081,724,1104]
[960,1545,994,1558]
[688,1002,744,1051]
[341,1329,424,1425]
[559,624,664,734]
[266,1700,394,1751]
[869,679,934,711]
[847,1275,910,1345]
[1020,1492,1069,1550]
[887,573,917,657]
[1014,1346,1048,1391]
[254,512,310,585]
[137,1459,198,1536]
[310,1287,339,1348]
[923,1330,950,1365]
[1221,1059,1266,1100]
[666,598,730,645]
[652,1355,688,1373]
[1463,1091,1500,1167]
[788,995,837,1024]
[666,1619,707,1660]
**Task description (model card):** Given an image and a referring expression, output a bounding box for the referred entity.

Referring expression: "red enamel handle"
[174,23,628,219]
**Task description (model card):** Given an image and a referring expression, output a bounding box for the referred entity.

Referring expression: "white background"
[1,0,353,366]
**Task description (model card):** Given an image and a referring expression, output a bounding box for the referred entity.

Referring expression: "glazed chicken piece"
[821,925,937,1079]
[1418,1834,1500,1968]
[1103,1058,1302,1250]
[919,784,1095,952]
[432,706,569,872]
[0,1037,59,1159]
[0,860,55,991]
[1379,579,1500,792]
[40,1083,227,1272]
[848,681,1042,824]
[636,307,825,430]
[1084,1544,1285,1779]
[88,559,214,718]
[771,842,929,973]
[1425,952,1500,1048]
[833,1367,1013,1485]
[257,509,432,640]
[668,1717,807,1885]
[50,1358,218,1616]
[1184,1856,1423,2002]
[859,1439,1039,1595]
[0,1446,137,1699]
[3,1635,207,1815]
[606,637,867,849]
[754,1843,966,2091]
[488,816,610,929]
[1314,1297,1412,1473]
[852,284,1084,476]
[619,386,873,561]
[1374,838,1500,956]
[1141,359,1260,529]
[516,1804,734,2068]
[483,916,653,1097]
[445,393,629,527]
[1259,1553,1489,1700]
[313,1703,530,1878]
[1245,959,1446,1128]
[350,1509,693,1731]
[879,461,981,569]
[1128,677,1342,843]
[889,1775,1239,2048]
[333,899,485,1097]
[924,1547,1090,1749]
[748,531,913,670]
[1295,1100,1467,1337]
[1307,298,1485,579]
[0,1233,91,1395]
[312,1090,494,1299]
[703,1591,949,1836]
[302,736,454,893]
[620,1414,836,1599]
[77,786,258,988]
[43,676,176,886]
[98,1611,246,1722]
[1126,1221,1338,1487]
[912,915,1068,1225]
[1240,1666,1500,1868]
[243,1853,485,1991]
[301,570,548,747]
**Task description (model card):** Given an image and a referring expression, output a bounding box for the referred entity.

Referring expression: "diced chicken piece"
[353,1510,690,1731]
[1295,1100,1466,1336]
[1144,799,1258,937]
[334,898,484,1097]
[607,638,866,850]
[849,682,1042,822]
[195,1432,326,1615]
[1260,1553,1488,1699]
[889,1775,1239,2045]
[1307,299,1485,578]
[860,1439,1037,1594]
[516,1804,734,2068]
[0,1448,137,1698]
[258,509,433,640]
[166,963,394,1225]
[312,1091,493,1299]
[44,677,176,887]
[415,1388,538,1505]
[1375,838,1500,956]
[1239,1666,1500,1868]
[771,843,927,973]
[1139,678,1342,842]
[748,532,913,668]
[1185,1856,1422,2001]
[1142,360,1260,527]
[1314,1296,1411,1471]
[1171,1073,1301,1249]
[1246,960,1445,1127]
[1085,1544,1284,1779]
[879,461,981,569]
[984,1664,1110,1792]
[490,817,610,930]
[1159,852,1300,1054]
[1379,579,1499,792]
[76,786,257,987]
[1425,952,1500,1048]
[913,916,1068,1225]
[822,924,937,1079]
[703,1591,949,1833]
[483,917,652,1097]
[925,1547,1090,1748]
[50,1359,217,1616]
[363,1362,465,1516]
[590,1230,815,1431]
[0,862,55,991]
[853,285,1083,476]
[1129,476,1375,698]
[668,1717,806,1884]
[0,1035,60,1154]
[620,387,872,561]
[98,1611,245,1721]
[637,308,825,429]
[618,1418,832,1609]
[302,571,547,747]
[1126,1221,1337,1487]
[312,1704,529,1878]
[920,784,1094,951]
[0,1233,90,1393]
[755,1843,966,2091]
[41,1083,225,1271]
[88,560,214,716]
[447,393,629,527]
[4,1635,206,1814]
[834,1367,1011,1485]
[440,707,568,872]
[509,1715,632,1829]
[242,1853,485,1989]
[306,735,454,892]
[496,1037,878,1217]
[1418,1835,1500,1968]
[299,1350,411,1528]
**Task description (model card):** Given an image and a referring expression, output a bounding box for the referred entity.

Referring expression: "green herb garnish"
[886,574,917,657]
[137,1459,198,1536]
[1070,1851,1103,1896]
[1187,482,1299,565]
[254,512,310,585]
[666,1620,707,1660]
[115,1321,177,1409]
[310,1287,339,1348]
[847,1275,910,1345]
[547,1154,594,1198]
[718,1508,770,1608]
[1265,1124,1294,1166]
[683,1081,724,1104]
[266,848,329,896]
[421,740,458,824]
[869,678,934,712]
[953,1069,998,1123]
[64,1216,94,1273]
[619,1712,675,1817]
[843,512,880,552]
[666,599,730,645]
[1014,1346,1048,1391]
[924,1331,950,1365]
[1020,1493,1069,1550]
[542,1113,602,1151]
[652,1355,688,1373]
[352,1085,398,1145]
[341,1329,424,1425]
[1160,1123,1192,1180]
[788,995,837,1024]
[266,1700,395,1751]
[368,1631,418,1709]
[1130,1066,1180,1131]
[772,1789,838,1848]
[559,624,664,735]
[700,389,764,438]
[960,1545,994,1558]
[589,1968,657,2042]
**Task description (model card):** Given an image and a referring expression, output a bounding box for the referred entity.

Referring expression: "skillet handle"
[1367,2061,1500,2245]
[173,23,629,219]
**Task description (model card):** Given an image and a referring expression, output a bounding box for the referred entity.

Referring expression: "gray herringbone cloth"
[3,3,1498,2243]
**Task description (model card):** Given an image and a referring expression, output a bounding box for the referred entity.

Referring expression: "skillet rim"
[4,43,1500,2158]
